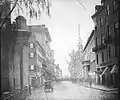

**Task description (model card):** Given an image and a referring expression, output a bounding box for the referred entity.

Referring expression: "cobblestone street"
[27,81,119,100]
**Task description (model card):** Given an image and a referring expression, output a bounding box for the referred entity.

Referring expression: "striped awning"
[111,64,119,74]
[101,67,109,75]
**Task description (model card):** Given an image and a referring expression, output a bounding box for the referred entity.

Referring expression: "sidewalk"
[82,82,119,92]
[25,86,47,100]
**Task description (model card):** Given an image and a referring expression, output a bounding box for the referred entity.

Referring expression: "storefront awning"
[101,67,109,75]
[111,64,119,74]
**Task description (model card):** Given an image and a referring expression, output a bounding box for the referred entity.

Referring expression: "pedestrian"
[89,79,92,87]
[29,85,31,95]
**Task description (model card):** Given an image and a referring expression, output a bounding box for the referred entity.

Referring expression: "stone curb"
[84,85,118,92]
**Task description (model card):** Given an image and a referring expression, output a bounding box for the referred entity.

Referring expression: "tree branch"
[0,0,19,30]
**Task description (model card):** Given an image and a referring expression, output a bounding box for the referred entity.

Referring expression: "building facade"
[28,25,55,81]
[92,0,119,87]
[82,30,96,83]
[27,34,46,88]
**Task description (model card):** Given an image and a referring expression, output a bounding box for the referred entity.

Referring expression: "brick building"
[92,0,119,88]
[27,34,46,88]
[28,25,55,81]
[82,30,96,83]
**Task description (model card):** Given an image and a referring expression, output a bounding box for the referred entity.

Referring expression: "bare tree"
[0,0,51,29]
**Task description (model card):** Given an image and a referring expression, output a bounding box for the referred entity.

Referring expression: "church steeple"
[77,24,83,52]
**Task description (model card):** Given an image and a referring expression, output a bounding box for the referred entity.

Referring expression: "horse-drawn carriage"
[44,80,53,92]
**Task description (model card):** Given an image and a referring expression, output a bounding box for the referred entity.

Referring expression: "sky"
[12,0,101,76]
[31,0,101,76]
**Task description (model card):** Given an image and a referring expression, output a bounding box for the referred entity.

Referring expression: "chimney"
[95,5,103,13]
[15,16,27,29]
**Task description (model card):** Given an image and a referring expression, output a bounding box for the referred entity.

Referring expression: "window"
[13,65,15,72]
[107,25,110,37]
[112,1,117,11]
[106,5,110,15]
[100,18,103,27]
[30,43,34,48]
[13,78,15,88]
[114,22,119,40]
[96,54,98,64]
[98,20,101,27]
[102,52,104,62]
[30,65,35,70]
[101,34,102,44]
[95,26,97,31]
[101,34,105,44]
[108,45,111,58]
[29,52,35,58]
[115,44,118,58]
[95,37,97,46]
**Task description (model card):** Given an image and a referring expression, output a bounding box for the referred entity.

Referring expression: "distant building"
[55,64,62,79]
[82,30,96,83]
[68,24,84,79]
[92,0,119,87]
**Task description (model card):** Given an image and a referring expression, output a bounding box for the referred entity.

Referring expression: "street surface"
[29,81,119,100]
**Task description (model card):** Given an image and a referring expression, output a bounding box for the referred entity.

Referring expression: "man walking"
[89,79,92,87]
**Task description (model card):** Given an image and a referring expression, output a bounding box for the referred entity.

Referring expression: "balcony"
[92,43,106,52]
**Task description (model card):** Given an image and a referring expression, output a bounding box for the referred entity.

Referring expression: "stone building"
[1,15,55,100]
[1,0,12,93]
[1,15,32,100]
[92,0,119,87]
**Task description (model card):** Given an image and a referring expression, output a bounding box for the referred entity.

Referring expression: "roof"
[91,5,104,19]
[83,30,95,51]
[28,25,52,42]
